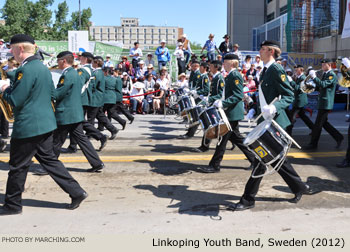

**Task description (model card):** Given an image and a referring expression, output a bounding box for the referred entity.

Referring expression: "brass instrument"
[0,62,14,123]
[300,70,322,94]
[339,64,350,88]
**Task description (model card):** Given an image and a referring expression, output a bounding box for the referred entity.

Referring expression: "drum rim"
[244,120,272,146]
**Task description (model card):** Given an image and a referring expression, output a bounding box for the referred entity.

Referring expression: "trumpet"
[0,62,14,123]
[339,64,350,87]
[300,70,322,94]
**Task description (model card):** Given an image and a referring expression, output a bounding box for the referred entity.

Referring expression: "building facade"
[89,18,183,49]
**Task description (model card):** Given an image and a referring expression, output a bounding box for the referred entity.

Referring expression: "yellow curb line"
[0,151,345,163]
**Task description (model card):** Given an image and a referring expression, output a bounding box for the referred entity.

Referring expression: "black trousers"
[4,132,85,211]
[240,158,307,206]
[100,104,126,128]
[209,121,255,168]
[0,110,9,137]
[53,123,102,168]
[87,106,116,134]
[286,106,314,136]
[346,123,350,160]
[309,109,343,146]
[115,102,134,121]
[177,58,186,75]
[68,106,104,151]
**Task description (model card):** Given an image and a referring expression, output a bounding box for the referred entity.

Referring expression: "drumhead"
[244,120,272,145]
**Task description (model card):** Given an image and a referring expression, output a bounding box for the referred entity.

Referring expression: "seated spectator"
[130,82,148,114]
[144,64,157,81]
[246,64,256,80]
[243,55,252,69]
[246,75,256,91]
[174,73,189,89]
[152,83,165,114]
[122,72,133,96]
[118,56,130,73]
[145,53,155,67]
[156,67,171,91]
[144,73,155,90]
[135,60,147,81]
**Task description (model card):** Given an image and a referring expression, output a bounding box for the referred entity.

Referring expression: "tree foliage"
[0,0,92,41]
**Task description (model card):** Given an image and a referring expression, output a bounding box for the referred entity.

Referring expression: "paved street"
[0,111,350,235]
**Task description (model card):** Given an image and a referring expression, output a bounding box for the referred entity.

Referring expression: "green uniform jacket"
[5,70,17,84]
[77,64,93,107]
[90,68,105,107]
[189,69,201,89]
[257,62,294,129]
[3,56,57,139]
[222,69,244,121]
[313,70,337,110]
[196,73,210,96]
[291,74,308,108]
[54,67,84,125]
[115,76,123,103]
[208,72,224,105]
[104,75,117,104]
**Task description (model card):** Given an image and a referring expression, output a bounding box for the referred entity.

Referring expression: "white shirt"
[130,87,144,101]
[156,77,170,91]
[129,47,143,60]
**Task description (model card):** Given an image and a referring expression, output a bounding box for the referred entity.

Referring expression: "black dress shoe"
[122,121,127,130]
[32,167,49,176]
[227,202,255,211]
[87,163,105,173]
[61,147,77,154]
[0,206,22,216]
[192,146,209,153]
[67,192,88,210]
[289,184,320,203]
[109,129,118,140]
[99,135,108,151]
[336,138,343,149]
[97,127,104,132]
[129,117,134,124]
[177,134,191,139]
[198,165,220,173]
[336,159,350,168]
[303,144,317,150]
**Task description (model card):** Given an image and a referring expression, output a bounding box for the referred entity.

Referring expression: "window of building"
[267,12,275,22]
[280,5,287,15]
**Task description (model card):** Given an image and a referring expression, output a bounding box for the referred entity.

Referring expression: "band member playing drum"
[0,34,87,215]
[199,54,255,173]
[229,40,316,211]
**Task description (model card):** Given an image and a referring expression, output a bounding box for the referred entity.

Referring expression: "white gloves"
[287,75,293,82]
[213,100,223,108]
[190,90,197,96]
[247,108,256,120]
[262,104,276,120]
[0,79,10,93]
[309,70,316,79]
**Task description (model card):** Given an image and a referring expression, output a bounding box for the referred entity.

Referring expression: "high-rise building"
[89,18,183,49]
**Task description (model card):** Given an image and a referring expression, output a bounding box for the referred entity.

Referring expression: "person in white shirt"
[174,42,186,75]
[175,73,189,89]
[156,69,170,91]
[130,82,148,114]
[129,42,143,69]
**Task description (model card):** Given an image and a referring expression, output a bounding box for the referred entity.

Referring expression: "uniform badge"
[60,78,64,84]
[235,80,239,85]
[205,79,208,83]
[17,73,23,81]
[220,82,224,88]
[329,76,333,80]
[78,71,82,76]
[197,75,200,79]
[281,74,286,82]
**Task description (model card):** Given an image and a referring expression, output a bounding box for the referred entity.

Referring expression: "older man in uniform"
[0,34,87,215]
[303,59,343,150]
[230,41,315,211]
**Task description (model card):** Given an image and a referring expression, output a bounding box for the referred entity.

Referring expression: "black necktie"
[260,67,267,83]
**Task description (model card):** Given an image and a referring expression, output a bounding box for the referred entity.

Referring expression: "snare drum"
[244,119,291,167]
[199,107,231,139]
[175,88,185,100]
[186,106,203,127]
[178,96,195,117]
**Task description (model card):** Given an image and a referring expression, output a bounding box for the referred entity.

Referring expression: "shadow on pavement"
[139,144,194,154]
[0,193,67,209]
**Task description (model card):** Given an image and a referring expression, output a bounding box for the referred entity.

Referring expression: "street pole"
[79,0,81,30]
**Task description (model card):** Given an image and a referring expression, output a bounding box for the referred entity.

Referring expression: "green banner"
[35,41,68,55]
[94,42,123,63]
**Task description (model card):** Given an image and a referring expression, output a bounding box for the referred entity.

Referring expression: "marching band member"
[0,34,87,215]
[177,60,201,139]
[303,58,344,150]
[230,41,315,211]
[286,65,314,136]
[199,54,255,173]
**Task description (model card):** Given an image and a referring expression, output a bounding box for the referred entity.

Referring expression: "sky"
[0,0,227,45]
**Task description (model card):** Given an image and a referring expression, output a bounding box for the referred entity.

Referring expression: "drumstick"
[271,120,302,149]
